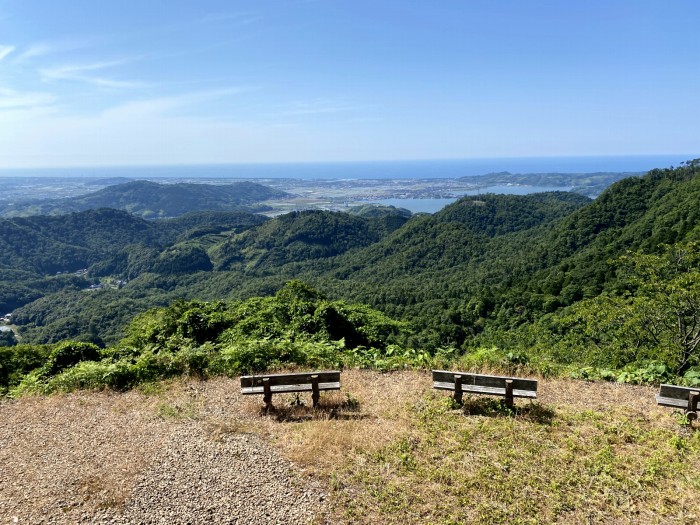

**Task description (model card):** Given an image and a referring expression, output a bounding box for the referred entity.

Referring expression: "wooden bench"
[240,370,341,411]
[432,370,538,408]
[656,384,700,422]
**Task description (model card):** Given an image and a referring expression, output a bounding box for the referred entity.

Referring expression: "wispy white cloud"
[0,87,56,110]
[0,45,15,61]
[41,58,133,77]
[40,58,146,88]
[15,43,51,62]
[14,38,101,63]
[275,99,360,117]
[199,12,261,25]
[101,87,252,119]
[0,96,317,168]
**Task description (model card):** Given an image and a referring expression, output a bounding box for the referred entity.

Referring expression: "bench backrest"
[240,370,340,389]
[658,384,700,401]
[432,370,538,392]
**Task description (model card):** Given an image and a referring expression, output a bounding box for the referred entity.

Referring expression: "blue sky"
[0,0,698,168]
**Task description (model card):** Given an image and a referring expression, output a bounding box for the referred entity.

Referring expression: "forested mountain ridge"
[0,209,160,274]
[306,162,700,347]
[211,209,410,271]
[521,160,700,302]
[326,192,592,274]
[0,180,288,218]
[460,170,640,196]
[0,209,268,312]
[0,208,268,274]
[433,191,591,237]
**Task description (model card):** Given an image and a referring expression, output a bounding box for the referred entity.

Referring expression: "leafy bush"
[615,361,674,385]
[681,368,700,387]
[212,338,343,375]
[39,341,101,377]
[570,361,675,385]
[0,344,52,393]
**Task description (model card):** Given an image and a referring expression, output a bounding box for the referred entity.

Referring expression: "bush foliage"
[5,281,419,395]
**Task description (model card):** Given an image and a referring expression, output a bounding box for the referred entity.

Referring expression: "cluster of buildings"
[1,314,13,334]
[55,269,89,276]
[85,279,128,291]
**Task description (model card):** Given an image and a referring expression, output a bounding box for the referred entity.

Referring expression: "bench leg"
[453,374,463,405]
[311,375,320,408]
[263,378,273,413]
[505,379,514,409]
[687,391,699,422]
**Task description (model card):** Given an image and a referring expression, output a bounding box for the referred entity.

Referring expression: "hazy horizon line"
[1,153,698,173]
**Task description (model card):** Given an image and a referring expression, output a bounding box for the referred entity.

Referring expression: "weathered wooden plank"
[240,370,340,389]
[263,378,272,407]
[453,374,463,404]
[311,374,320,407]
[657,384,700,402]
[655,395,690,409]
[433,381,537,398]
[505,379,514,408]
[241,381,341,395]
[432,370,537,393]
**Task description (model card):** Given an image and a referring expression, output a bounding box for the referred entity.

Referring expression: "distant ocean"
[0,155,696,180]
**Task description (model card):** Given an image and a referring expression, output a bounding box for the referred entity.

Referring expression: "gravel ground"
[0,383,329,524]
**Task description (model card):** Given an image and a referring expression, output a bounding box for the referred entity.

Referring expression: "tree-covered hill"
[461,170,640,197]
[520,160,700,304]
[434,191,591,237]
[309,162,699,347]
[0,209,268,313]
[0,180,288,218]
[0,208,268,275]
[211,209,410,271]
[0,209,159,274]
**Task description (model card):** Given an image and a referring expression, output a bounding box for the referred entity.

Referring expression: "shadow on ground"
[459,396,556,425]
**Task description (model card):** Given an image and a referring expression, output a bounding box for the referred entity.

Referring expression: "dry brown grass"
[223,370,699,525]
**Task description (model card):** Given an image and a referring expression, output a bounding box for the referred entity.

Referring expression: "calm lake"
[375,185,572,213]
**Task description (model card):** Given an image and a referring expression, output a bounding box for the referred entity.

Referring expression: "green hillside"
[0,180,288,218]
[462,170,640,196]
[211,209,410,271]
[0,209,267,313]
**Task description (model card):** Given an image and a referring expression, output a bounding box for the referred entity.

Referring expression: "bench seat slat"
[657,384,700,401]
[433,381,537,399]
[655,395,692,409]
[240,370,340,389]
[241,381,341,395]
[432,370,537,391]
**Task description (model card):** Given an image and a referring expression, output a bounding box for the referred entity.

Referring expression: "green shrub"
[213,338,342,375]
[10,370,46,396]
[616,361,674,385]
[40,341,101,377]
[0,344,52,392]
[681,368,700,387]
[571,360,677,385]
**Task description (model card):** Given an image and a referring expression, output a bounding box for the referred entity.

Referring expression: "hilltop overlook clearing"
[1,370,697,524]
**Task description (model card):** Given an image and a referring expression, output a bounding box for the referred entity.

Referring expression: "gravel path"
[0,384,329,524]
[101,426,327,524]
